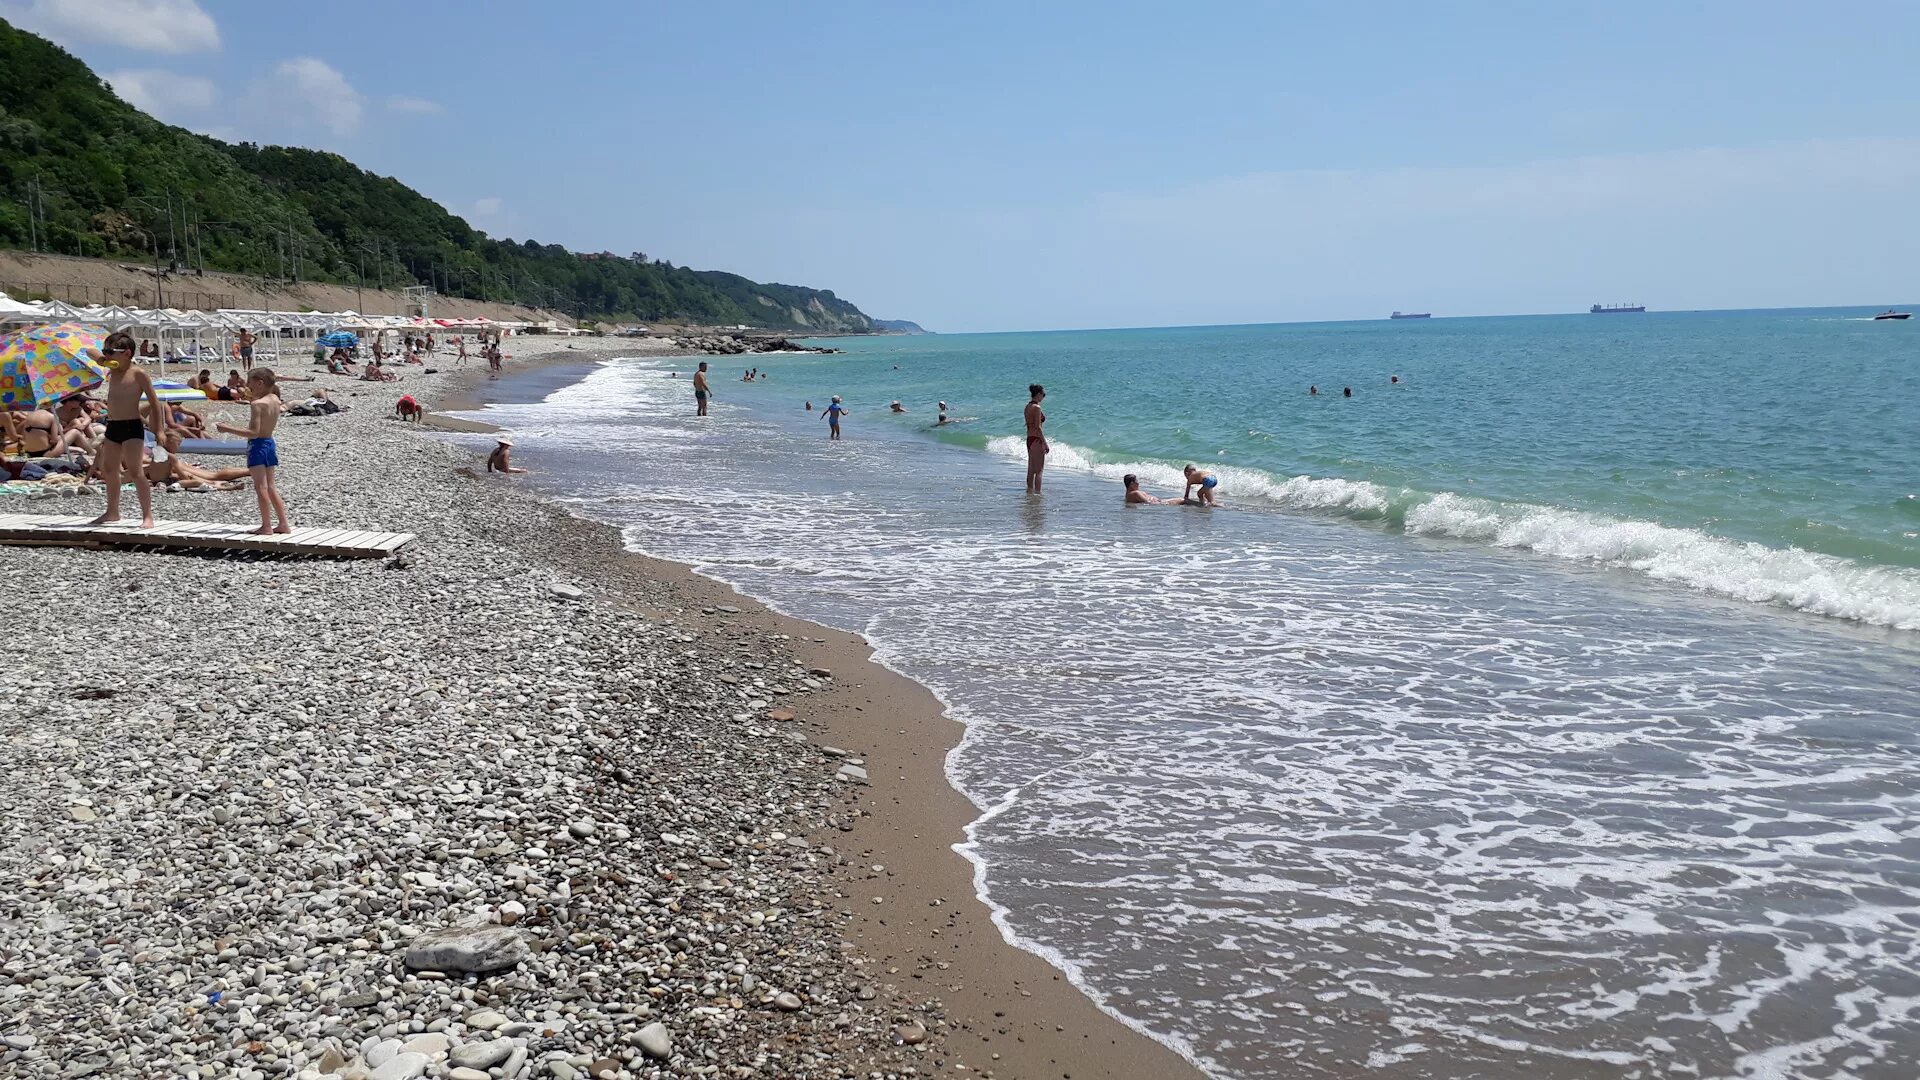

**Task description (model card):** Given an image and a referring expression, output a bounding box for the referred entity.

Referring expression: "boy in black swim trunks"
[87,331,167,529]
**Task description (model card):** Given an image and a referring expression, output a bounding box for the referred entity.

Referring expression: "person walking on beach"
[824,395,846,440]
[86,332,166,529]
[1024,383,1048,493]
[237,329,256,373]
[215,369,291,535]
[694,361,712,416]
[455,336,468,366]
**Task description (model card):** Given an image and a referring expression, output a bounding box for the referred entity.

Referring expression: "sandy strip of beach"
[0,338,1199,1080]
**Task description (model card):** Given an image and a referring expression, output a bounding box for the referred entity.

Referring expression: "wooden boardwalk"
[0,513,415,559]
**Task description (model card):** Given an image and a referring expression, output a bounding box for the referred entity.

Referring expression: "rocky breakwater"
[0,375,938,1080]
[670,334,839,356]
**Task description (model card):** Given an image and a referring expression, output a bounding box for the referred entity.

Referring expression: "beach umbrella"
[0,322,108,410]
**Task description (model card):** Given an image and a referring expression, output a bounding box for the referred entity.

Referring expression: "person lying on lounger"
[143,430,250,489]
[168,403,207,438]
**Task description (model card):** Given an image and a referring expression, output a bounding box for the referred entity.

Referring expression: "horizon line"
[890,301,1916,338]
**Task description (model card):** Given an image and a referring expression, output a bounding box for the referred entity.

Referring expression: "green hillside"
[0,19,876,330]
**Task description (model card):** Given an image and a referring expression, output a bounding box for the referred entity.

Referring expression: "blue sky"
[6,0,1920,331]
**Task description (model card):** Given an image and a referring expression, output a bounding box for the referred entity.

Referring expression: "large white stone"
[449,1038,515,1070]
[402,923,526,973]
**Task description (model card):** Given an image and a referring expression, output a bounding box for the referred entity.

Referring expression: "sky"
[5,0,1920,332]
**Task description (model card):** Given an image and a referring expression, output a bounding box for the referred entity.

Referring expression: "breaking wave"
[987,436,1920,630]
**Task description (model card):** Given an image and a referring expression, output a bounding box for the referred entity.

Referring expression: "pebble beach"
[0,340,1196,1080]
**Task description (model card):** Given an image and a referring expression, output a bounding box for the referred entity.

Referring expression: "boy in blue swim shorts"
[1183,464,1220,506]
[216,368,292,534]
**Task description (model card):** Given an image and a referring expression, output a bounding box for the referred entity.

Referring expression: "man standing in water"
[693,361,711,416]
[1024,383,1047,493]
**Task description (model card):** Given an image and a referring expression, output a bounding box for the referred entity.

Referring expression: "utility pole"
[163,188,178,270]
[23,176,42,253]
[128,195,169,305]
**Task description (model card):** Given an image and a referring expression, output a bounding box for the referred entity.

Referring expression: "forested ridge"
[0,19,878,329]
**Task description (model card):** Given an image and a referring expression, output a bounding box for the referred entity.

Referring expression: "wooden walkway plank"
[0,514,414,560]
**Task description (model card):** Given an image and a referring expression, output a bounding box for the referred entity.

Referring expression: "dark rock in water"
[671,333,840,356]
[403,924,527,973]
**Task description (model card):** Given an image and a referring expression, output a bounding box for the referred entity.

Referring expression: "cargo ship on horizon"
[1590,303,1647,314]
[1389,311,1432,320]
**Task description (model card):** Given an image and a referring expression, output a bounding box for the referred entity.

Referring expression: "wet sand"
[444,341,1205,1079]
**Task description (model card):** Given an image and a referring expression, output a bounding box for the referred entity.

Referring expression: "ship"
[1590,303,1646,314]
[1389,311,1431,320]
[1872,309,1911,320]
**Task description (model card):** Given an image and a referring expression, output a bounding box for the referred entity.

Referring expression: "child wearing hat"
[485,437,527,474]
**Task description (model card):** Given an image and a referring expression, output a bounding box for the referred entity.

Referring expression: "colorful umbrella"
[0,323,108,410]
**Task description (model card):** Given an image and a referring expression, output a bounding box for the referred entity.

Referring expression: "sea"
[468,309,1920,1080]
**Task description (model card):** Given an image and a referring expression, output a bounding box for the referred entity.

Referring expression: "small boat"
[1389,311,1431,320]
[1873,310,1911,320]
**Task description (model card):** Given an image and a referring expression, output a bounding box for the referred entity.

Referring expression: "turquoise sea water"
[814,309,1920,623]
[470,308,1920,1079]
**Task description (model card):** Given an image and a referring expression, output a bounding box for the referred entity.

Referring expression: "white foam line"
[953,775,1225,1079]
[984,436,1920,631]
[573,519,1225,1077]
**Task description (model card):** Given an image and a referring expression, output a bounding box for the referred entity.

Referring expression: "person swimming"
[1343,386,1353,398]
[1183,464,1219,506]
[1123,474,1165,504]
[1390,375,1400,384]
[889,400,907,413]
[936,400,951,425]
[1309,385,1319,396]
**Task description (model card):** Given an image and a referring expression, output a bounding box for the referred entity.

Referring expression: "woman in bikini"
[16,404,90,458]
[1024,383,1048,494]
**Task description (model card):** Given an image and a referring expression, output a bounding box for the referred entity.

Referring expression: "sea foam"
[988,436,1920,630]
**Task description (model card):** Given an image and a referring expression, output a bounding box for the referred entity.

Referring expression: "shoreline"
[442,343,1207,1080]
[0,337,1200,1080]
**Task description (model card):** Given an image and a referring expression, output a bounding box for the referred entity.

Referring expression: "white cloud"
[261,57,364,137]
[473,197,504,216]
[386,96,444,115]
[105,68,214,120]
[0,0,219,53]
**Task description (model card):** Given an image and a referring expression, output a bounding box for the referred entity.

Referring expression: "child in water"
[1183,465,1219,506]
[823,396,846,440]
